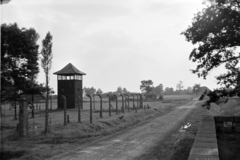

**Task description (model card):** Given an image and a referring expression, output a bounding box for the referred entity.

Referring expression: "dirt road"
[50,100,198,160]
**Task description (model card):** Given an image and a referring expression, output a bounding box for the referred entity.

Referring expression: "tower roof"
[53,63,86,75]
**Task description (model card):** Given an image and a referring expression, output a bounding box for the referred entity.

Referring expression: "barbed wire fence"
[0,93,145,137]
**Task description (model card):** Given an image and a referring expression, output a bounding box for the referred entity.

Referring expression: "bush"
[145,93,157,100]
[158,95,164,100]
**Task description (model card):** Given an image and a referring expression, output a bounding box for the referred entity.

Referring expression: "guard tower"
[53,63,86,109]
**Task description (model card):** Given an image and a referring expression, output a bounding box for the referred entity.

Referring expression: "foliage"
[145,93,157,100]
[96,88,103,94]
[153,84,164,96]
[202,87,240,109]
[41,32,53,78]
[182,0,240,88]
[193,84,201,95]
[158,95,164,100]
[140,80,153,93]
[84,87,96,95]
[164,87,174,95]
[116,86,123,94]
[1,23,40,101]
[198,94,205,100]
[122,87,128,94]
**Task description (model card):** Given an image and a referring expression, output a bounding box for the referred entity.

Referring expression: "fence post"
[114,94,118,115]
[97,94,103,118]
[131,94,136,112]
[86,95,92,123]
[107,94,111,116]
[120,94,124,113]
[136,94,139,111]
[61,95,67,126]
[93,95,95,110]
[123,94,127,109]
[125,94,130,112]
[77,95,81,123]
[18,98,28,136]
[139,94,143,109]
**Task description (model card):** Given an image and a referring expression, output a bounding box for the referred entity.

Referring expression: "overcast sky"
[1,0,224,93]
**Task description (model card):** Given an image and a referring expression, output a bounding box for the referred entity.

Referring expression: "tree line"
[83,81,204,100]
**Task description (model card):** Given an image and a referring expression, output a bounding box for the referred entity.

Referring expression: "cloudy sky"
[1,0,224,93]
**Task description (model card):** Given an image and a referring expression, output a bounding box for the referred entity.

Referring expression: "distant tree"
[140,80,153,94]
[122,88,128,94]
[176,81,184,93]
[187,86,193,95]
[164,87,174,95]
[193,84,201,95]
[181,0,240,88]
[41,31,53,133]
[84,87,96,95]
[96,88,103,95]
[116,86,123,94]
[1,23,40,101]
[154,84,164,96]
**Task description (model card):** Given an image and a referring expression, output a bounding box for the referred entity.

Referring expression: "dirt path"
[50,100,198,160]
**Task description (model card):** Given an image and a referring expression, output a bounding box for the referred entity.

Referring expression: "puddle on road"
[179,122,191,132]
[77,150,93,154]
[113,139,122,142]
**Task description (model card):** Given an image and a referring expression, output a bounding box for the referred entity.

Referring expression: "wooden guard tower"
[53,63,86,109]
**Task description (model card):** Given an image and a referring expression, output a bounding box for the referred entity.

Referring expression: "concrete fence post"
[139,94,143,109]
[97,94,103,118]
[131,94,136,112]
[18,98,28,136]
[61,95,67,126]
[120,94,124,113]
[114,94,118,115]
[76,95,82,123]
[87,95,92,123]
[107,94,111,116]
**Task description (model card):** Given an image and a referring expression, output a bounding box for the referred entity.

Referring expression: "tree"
[140,80,153,93]
[176,81,184,93]
[193,84,201,95]
[154,84,164,96]
[116,86,123,94]
[186,87,193,94]
[96,88,103,95]
[182,0,240,88]
[1,23,40,101]
[122,88,128,94]
[84,87,96,95]
[41,31,53,133]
